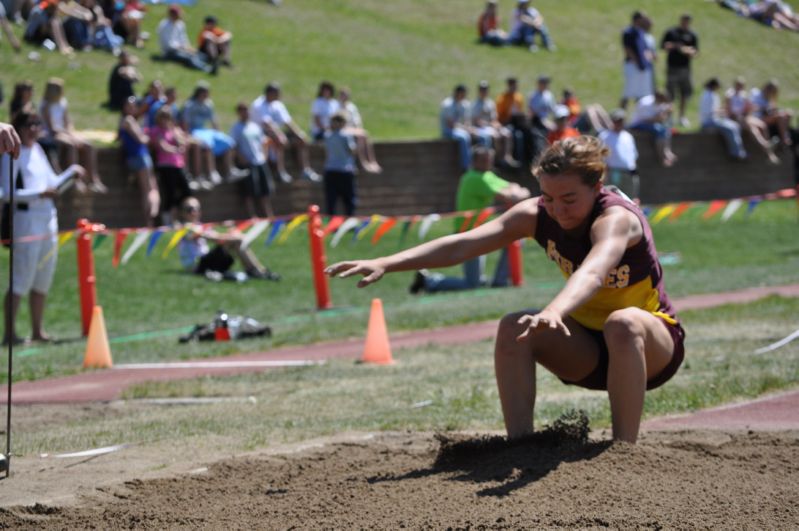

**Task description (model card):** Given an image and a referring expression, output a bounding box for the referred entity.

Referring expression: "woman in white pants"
[1,111,84,345]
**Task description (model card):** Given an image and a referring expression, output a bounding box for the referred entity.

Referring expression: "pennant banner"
[418,214,441,240]
[112,229,129,268]
[146,229,165,257]
[356,215,382,241]
[265,220,285,246]
[278,214,308,245]
[58,231,74,247]
[371,218,397,245]
[721,199,743,221]
[473,207,495,228]
[651,204,676,225]
[330,217,361,248]
[92,233,108,251]
[702,200,727,219]
[161,227,189,259]
[323,216,345,237]
[121,230,152,265]
[668,202,693,222]
[241,219,271,249]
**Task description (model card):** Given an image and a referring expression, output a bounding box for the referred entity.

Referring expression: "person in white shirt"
[250,82,319,183]
[508,0,554,52]
[157,4,214,74]
[440,84,474,171]
[699,78,747,160]
[725,77,779,164]
[598,109,640,201]
[310,81,341,142]
[338,87,382,173]
[472,80,519,168]
[1,111,85,345]
[628,91,677,167]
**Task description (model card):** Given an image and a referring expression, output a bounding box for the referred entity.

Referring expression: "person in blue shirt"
[323,112,357,216]
[229,102,275,218]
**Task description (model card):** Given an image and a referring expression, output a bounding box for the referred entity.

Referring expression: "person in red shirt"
[197,15,232,67]
[547,105,580,144]
[477,0,507,46]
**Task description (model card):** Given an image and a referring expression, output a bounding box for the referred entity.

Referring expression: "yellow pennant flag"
[650,204,676,225]
[161,227,189,259]
[357,215,382,240]
[58,231,74,247]
[277,214,308,244]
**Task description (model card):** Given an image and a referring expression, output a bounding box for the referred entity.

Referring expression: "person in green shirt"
[410,147,530,293]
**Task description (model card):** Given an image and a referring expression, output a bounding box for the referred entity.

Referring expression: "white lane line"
[113,360,323,370]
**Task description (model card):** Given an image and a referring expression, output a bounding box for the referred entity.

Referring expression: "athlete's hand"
[515,309,571,341]
[325,259,386,288]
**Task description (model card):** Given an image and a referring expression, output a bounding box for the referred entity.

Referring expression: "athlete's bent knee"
[603,309,645,347]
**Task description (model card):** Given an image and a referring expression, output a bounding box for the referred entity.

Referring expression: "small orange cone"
[83,306,113,369]
[361,298,394,365]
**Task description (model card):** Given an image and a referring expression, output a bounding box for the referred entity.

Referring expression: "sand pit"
[1,413,797,529]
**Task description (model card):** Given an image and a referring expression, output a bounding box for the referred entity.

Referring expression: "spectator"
[751,80,793,147]
[629,91,678,167]
[338,87,382,173]
[495,76,534,163]
[229,102,275,219]
[439,83,473,171]
[107,50,141,111]
[118,96,160,226]
[472,80,519,168]
[0,0,21,52]
[598,109,640,201]
[528,75,556,131]
[699,78,747,160]
[547,105,580,145]
[477,0,507,46]
[150,106,192,224]
[661,14,698,127]
[178,196,280,281]
[197,15,232,68]
[9,80,35,122]
[1,111,86,345]
[59,0,94,51]
[250,82,319,183]
[561,88,582,128]
[113,0,146,48]
[80,0,124,54]
[310,80,340,142]
[409,146,530,294]
[508,0,554,52]
[24,0,73,54]
[40,78,107,191]
[323,112,357,216]
[157,4,215,74]
[620,11,654,109]
[640,16,657,91]
[725,77,780,164]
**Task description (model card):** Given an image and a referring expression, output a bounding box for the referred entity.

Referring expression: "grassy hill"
[1,0,797,139]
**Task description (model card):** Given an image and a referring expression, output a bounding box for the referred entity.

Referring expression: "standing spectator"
[24,0,72,54]
[323,112,357,216]
[598,109,640,201]
[2,111,85,345]
[725,77,780,164]
[508,0,554,52]
[751,80,794,147]
[338,87,382,173]
[40,78,107,192]
[661,14,698,127]
[409,147,530,294]
[472,81,518,168]
[699,78,747,160]
[107,51,141,111]
[310,80,340,142]
[640,16,657,92]
[157,4,215,74]
[547,105,580,145]
[197,15,232,68]
[150,106,192,224]
[250,82,319,183]
[477,0,507,46]
[229,102,275,219]
[0,0,21,52]
[440,83,473,171]
[629,91,678,167]
[620,11,654,109]
[118,96,160,226]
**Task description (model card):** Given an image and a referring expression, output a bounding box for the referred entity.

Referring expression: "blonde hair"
[533,136,608,186]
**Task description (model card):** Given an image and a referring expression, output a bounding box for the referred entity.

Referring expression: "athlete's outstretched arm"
[326,199,538,288]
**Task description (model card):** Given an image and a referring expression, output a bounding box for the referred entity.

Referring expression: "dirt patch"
[1,420,797,528]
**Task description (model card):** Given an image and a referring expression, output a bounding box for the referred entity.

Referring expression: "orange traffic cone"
[83,306,112,369]
[361,298,394,365]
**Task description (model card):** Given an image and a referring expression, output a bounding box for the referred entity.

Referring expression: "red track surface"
[2,283,799,430]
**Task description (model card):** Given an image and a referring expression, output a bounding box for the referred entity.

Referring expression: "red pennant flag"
[323,215,345,237]
[236,219,255,232]
[473,207,495,228]
[371,218,398,245]
[458,212,475,233]
[702,199,727,219]
[112,229,130,268]
[777,188,797,198]
[668,202,692,221]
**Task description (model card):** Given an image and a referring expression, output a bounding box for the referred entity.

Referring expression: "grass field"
[1,0,797,139]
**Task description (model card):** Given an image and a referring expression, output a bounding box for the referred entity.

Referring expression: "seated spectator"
[477,0,507,46]
[229,102,275,219]
[338,87,382,173]
[81,0,124,53]
[440,83,474,171]
[629,90,678,167]
[495,77,525,127]
[250,81,319,183]
[495,76,535,164]
[178,197,280,281]
[310,80,340,142]
[409,147,530,294]
[110,0,146,48]
[725,77,780,164]
[107,50,141,111]
[9,80,35,122]
[508,0,554,52]
[197,15,231,67]
[561,88,582,128]
[472,81,519,168]
[39,78,107,191]
[118,96,160,226]
[157,4,215,74]
[59,0,94,51]
[598,109,640,201]
[699,77,747,161]
[527,75,556,132]
[749,0,799,30]
[24,0,73,54]
[0,0,21,52]
[137,79,164,125]
[323,112,357,216]
[751,80,793,147]
[148,86,180,126]
[150,106,192,224]
[547,105,580,145]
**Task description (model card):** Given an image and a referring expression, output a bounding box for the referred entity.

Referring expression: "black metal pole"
[4,154,14,478]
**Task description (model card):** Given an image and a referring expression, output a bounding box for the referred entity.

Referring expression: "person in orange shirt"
[547,105,580,145]
[197,15,232,67]
[477,0,507,46]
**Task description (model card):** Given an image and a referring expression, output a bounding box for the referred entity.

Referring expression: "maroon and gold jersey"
[534,188,679,331]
